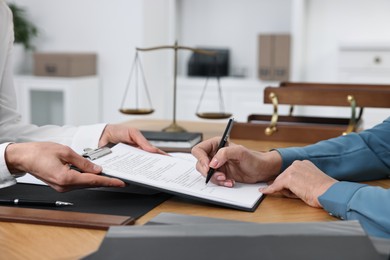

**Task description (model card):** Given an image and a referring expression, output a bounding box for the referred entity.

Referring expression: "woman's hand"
[191,137,282,187]
[260,160,338,208]
[99,124,166,155]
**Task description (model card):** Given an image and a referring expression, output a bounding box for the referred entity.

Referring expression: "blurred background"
[7,0,390,129]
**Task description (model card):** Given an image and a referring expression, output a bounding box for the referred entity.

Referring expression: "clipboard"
[89,143,265,212]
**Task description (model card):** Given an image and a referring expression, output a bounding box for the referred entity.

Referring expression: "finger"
[127,130,169,155]
[103,126,153,151]
[75,173,126,188]
[128,129,155,148]
[214,172,226,181]
[59,147,102,174]
[195,160,210,177]
[62,170,125,190]
[260,185,278,194]
[192,144,215,174]
[260,175,287,195]
[154,148,169,155]
[207,150,228,170]
[216,179,235,188]
[69,157,102,174]
[35,165,124,192]
[192,137,221,158]
[279,189,298,199]
[208,171,234,187]
[192,136,234,168]
[140,145,168,155]
[208,144,240,169]
[260,185,298,199]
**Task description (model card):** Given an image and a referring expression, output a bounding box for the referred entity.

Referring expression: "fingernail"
[216,175,226,181]
[210,158,218,168]
[93,165,102,172]
[223,181,233,188]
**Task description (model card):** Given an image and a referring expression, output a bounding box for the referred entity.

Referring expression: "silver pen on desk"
[0,199,73,207]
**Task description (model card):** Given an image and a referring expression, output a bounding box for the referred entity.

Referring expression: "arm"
[277,117,390,181]
[0,2,163,189]
[0,3,163,155]
[260,160,390,238]
[319,182,390,238]
[0,2,104,153]
[271,119,390,237]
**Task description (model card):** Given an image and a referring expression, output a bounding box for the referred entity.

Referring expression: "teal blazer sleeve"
[276,117,390,238]
[318,182,390,238]
[277,117,390,181]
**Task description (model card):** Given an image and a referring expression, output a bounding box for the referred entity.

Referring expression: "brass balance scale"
[119,42,232,132]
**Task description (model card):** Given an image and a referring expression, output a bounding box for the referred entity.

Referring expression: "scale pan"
[196,112,232,119]
[119,108,155,115]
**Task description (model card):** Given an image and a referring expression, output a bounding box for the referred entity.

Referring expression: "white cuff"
[0,143,17,189]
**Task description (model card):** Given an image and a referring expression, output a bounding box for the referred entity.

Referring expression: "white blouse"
[0,0,106,188]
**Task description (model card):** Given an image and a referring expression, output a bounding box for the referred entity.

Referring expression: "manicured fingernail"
[210,158,218,168]
[217,175,226,181]
[93,165,102,172]
[223,181,233,188]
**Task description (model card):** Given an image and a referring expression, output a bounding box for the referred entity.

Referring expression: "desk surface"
[1,119,389,259]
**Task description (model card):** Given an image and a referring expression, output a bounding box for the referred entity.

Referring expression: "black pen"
[205,118,234,184]
[0,199,73,207]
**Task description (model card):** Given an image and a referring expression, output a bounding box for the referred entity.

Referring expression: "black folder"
[0,183,170,229]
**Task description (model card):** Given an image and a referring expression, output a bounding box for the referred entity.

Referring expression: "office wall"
[304,0,390,82]
[9,0,172,124]
[177,0,292,78]
[8,0,390,123]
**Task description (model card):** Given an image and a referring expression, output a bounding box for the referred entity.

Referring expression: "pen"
[0,199,73,207]
[205,118,234,184]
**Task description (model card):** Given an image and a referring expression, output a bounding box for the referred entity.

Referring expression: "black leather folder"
[0,183,170,229]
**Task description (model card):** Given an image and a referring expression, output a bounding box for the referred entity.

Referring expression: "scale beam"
[121,41,231,132]
[137,42,217,132]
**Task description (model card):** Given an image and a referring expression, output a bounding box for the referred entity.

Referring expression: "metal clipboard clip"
[82,147,112,160]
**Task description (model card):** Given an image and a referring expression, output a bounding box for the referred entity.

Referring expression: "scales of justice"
[119,41,232,132]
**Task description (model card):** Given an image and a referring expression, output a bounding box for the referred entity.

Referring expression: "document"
[94,143,265,211]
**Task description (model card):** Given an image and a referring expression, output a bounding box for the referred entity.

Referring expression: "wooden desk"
[1,120,388,260]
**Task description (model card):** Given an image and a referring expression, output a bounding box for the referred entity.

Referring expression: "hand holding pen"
[205,118,234,184]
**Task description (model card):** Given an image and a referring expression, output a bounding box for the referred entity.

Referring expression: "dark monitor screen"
[188,48,229,77]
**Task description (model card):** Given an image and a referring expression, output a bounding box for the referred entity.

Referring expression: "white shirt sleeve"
[0,1,107,187]
[0,143,17,189]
